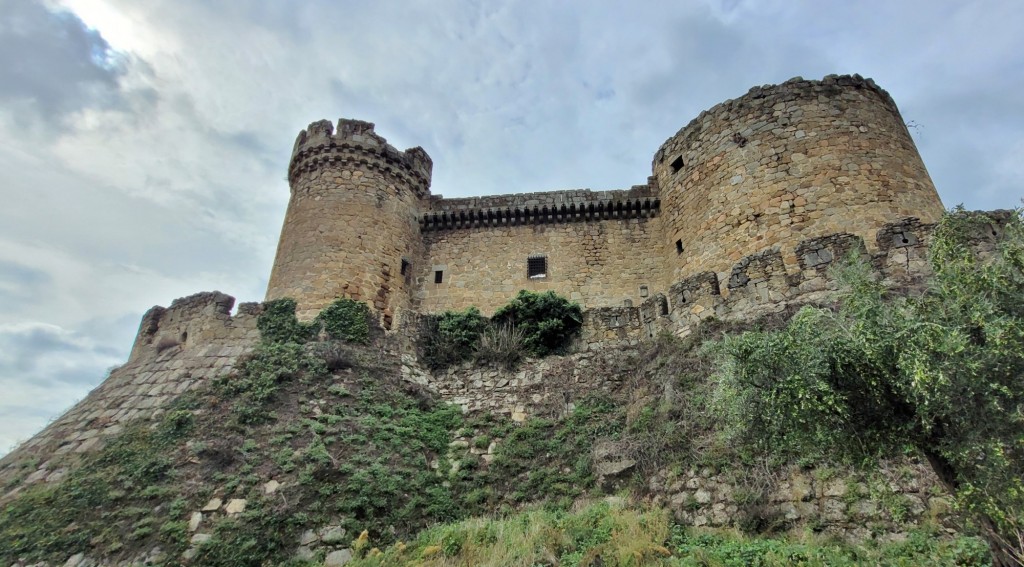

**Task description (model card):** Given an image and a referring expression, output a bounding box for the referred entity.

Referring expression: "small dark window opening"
[434,270,443,284]
[527,255,547,279]
[669,156,685,173]
[180,331,188,343]
[400,259,410,276]
[675,240,684,254]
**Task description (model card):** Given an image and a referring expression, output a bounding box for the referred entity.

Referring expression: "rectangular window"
[434,270,443,284]
[527,255,547,279]
[669,155,684,173]
[676,239,684,254]
[400,259,410,276]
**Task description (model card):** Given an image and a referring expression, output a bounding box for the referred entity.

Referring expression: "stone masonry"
[0,292,261,496]
[265,74,944,323]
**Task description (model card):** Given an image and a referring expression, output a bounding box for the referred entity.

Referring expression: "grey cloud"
[0,259,52,307]
[0,323,120,383]
[0,0,128,122]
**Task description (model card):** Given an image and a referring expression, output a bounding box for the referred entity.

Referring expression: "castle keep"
[266,74,944,325]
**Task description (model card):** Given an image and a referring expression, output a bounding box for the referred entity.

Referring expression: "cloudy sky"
[1,0,1022,455]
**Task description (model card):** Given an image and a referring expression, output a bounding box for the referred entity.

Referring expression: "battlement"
[655,74,897,165]
[129,291,261,362]
[288,118,433,198]
[580,210,1016,347]
[421,183,660,231]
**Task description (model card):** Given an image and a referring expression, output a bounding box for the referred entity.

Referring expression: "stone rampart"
[578,211,1014,349]
[0,292,261,498]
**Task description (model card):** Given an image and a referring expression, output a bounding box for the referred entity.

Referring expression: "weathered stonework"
[654,76,945,290]
[0,293,261,497]
[265,74,944,321]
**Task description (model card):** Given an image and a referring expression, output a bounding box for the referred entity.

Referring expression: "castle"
[266,74,944,328]
[2,73,973,499]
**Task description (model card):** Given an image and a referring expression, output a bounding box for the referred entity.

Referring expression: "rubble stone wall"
[0,292,262,497]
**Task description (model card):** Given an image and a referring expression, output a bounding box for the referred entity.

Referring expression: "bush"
[491,290,582,356]
[258,298,312,344]
[259,297,370,345]
[421,307,488,370]
[475,322,525,369]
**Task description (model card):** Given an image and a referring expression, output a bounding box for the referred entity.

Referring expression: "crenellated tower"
[266,119,433,327]
[652,74,944,287]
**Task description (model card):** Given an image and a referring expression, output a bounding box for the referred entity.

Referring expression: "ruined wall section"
[579,211,1015,348]
[0,292,261,498]
[654,74,944,292]
[266,119,433,327]
[418,185,662,314]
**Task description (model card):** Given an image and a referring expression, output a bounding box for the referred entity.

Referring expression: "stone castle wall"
[418,185,662,313]
[0,293,262,498]
[653,75,945,292]
[265,75,945,323]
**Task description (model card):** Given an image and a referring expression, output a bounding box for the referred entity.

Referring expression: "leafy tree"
[492,290,583,356]
[709,209,1024,566]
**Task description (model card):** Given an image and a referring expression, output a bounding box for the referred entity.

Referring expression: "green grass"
[345,500,990,567]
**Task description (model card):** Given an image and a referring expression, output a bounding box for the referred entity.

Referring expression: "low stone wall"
[401,347,636,421]
[648,460,950,541]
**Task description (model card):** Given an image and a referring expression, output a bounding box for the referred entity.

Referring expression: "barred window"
[527,255,547,279]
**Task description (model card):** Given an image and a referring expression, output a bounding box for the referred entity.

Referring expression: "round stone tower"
[266,119,432,327]
[653,74,944,285]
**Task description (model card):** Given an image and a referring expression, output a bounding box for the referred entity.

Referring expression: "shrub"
[421,307,488,370]
[259,297,371,345]
[491,290,582,356]
[474,322,525,369]
[258,298,312,344]
[312,341,357,371]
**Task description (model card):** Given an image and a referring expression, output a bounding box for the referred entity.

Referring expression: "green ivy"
[258,297,370,345]
[257,298,312,344]
[313,298,370,344]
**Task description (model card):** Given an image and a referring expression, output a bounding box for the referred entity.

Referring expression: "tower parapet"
[288,118,433,198]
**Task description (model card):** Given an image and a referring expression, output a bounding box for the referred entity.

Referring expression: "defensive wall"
[0,293,262,496]
[265,74,945,323]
